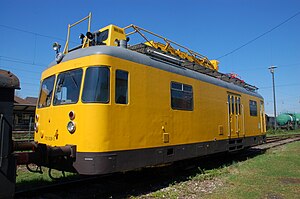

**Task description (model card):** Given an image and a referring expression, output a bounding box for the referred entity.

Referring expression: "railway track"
[256,134,300,150]
[266,133,300,143]
[15,134,300,199]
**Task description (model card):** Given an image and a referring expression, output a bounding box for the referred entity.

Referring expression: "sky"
[0,0,299,115]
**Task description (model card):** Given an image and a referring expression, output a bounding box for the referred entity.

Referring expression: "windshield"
[38,75,55,108]
[82,66,110,103]
[53,69,83,105]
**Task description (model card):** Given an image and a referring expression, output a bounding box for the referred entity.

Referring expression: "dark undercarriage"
[15,135,266,175]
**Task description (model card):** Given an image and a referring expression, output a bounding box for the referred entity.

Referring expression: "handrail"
[123,24,213,68]
[63,12,92,54]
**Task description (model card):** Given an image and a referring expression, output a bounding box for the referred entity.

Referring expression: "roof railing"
[63,12,92,54]
[123,24,216,70]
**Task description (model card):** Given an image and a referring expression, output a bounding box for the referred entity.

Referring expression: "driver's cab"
[97,25,127,46]
[62,12,127,54]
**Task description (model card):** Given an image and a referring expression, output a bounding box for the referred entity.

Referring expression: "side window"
[82,66,110,103]
[228,95,231,115]
[237,97,241,115]
[115,70,128,104]
[38,75,55,108]
[171,82,193,111]
[231,96,235,114]
[249,100,258,116]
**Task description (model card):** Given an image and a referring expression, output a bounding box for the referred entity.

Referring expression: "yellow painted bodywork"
[35,54,265,153]
[99,25,126,46]
[210,60,219,71]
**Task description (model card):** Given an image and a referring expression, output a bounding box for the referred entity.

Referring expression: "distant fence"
[12,131,34,141]
[13,116,34,141]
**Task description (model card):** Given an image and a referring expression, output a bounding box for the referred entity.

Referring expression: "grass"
[16,140,300,198]
[16,165,76,189]
[209,141,300,199]
[139,141,300,199]
[266,129,300,137]
[191,167,229,181]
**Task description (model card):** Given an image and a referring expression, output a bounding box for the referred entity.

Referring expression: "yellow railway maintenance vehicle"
[30,13,266,175]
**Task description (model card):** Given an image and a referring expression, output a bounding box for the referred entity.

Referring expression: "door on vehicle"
[227,94,243,138]
[259,101,266,133]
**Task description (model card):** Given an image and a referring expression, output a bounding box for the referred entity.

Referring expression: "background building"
[13,96,37,140]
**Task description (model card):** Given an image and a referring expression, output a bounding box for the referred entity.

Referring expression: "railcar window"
[228,95,231,115]
[38,75,55,108]
[249,100,258,116]
[231,96,235,114]
[171,82,193,111]
[237,97,241,115]
[235,97,239,115]
[115,70,128,104]
[96,29,109,45]
[53,69,83,105]
[82,67,110,103]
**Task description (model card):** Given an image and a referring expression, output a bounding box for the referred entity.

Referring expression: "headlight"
[69,111,75,120]
[52,42,61,52]
[34,122,38,133]
[67,121,76,134]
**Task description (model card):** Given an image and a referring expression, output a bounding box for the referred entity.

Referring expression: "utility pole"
[268,66,277,130]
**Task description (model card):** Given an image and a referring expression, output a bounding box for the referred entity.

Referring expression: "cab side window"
[115,70,128,104]
[82,66,110,103]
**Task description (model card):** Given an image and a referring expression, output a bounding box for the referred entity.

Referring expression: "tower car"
[34,16,266,175]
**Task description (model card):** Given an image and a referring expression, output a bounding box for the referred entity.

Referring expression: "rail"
[63,12,92,54]
[124,24,216,70]
[15,133,300,198]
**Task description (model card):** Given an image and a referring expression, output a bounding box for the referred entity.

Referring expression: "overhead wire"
[276,90,300,100]
[1,15,300,105]
[217,10,300,60]
[0,24,77,44]
[0,65,42,75]
[259,83,300,90]
[0,24,65,41]
[230,62,300,73]
[0,23,78,68]
[0,56,48,68]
